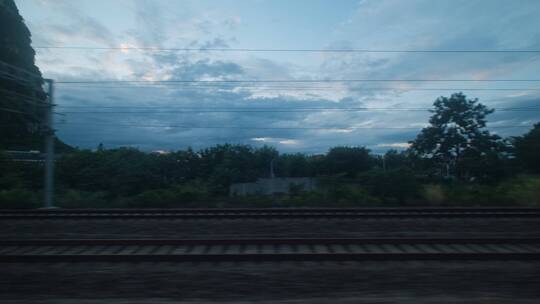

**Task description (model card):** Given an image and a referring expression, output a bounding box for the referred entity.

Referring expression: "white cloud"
[19,0,540,152]
[278,139,299,145]
[376,143,411,148]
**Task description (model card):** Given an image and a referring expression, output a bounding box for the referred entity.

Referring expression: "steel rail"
[1,207,539,219]
[1,237,539,262]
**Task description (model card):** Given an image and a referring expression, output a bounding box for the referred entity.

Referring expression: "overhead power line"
[61,135,261,144]
[55,104,540,110]
[33,46,540,53]
[56,121,533,130]
[54,84,540,91]
[57,106,540,114]
[55,79,540,84]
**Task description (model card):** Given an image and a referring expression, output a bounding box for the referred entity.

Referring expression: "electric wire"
[54,121,534,130]
[55,106,540,114]
[55,79,540,84]
[33,46,540,53]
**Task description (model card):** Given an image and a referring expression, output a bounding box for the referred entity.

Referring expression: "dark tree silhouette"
[514,123,540,173]
[0,0,46,150]
[409,92,506,179]
[324,146,373,177]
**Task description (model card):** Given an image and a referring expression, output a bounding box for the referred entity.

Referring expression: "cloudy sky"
[16,0,540,153]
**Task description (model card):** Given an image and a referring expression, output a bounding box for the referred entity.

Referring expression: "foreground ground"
[2,217,540,239]
[1,215,539,302]
[1,261,539,303]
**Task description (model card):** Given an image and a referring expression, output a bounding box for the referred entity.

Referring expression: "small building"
[229,177,316,196]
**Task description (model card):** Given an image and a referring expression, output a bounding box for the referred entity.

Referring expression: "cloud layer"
[16,0,540,153]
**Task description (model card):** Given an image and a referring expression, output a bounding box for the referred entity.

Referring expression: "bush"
[422,184,446,205]
[443,183,498,206]
[496,175,540,206]
[420,176,540,207]
[127,189,180,208]
[0,189,39,209]
[287,186,382,207]
[126,182,213,208]
[57,190,111,208]
[358,168,422,204]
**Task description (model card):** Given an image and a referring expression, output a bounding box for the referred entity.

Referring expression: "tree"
[380,149,411,171]
[513,122,540,173]
[0,0,47,150]
[198,144,278,189]
[323,146,373,177]
[277,153,312,177]
[359,168,420,204]
[409,93,506,180]
[57,147,166,196]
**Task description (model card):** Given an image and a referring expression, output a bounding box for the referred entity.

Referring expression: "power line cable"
[55,104,540,109]
[53,84,540,91]
[55,121,534,130]
[33,46,540,53]
[56,107,540,114]
[55,79,540,84]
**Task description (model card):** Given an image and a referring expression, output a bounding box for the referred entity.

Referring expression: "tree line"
[1,93,539,208]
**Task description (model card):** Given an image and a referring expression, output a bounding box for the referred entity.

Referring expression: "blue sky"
[15,0,540,153]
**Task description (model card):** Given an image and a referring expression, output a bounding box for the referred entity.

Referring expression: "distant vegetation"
[0,0,47,151]
[1,109,539,208]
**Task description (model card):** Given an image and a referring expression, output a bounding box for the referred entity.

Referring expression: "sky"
[15,0,540,153]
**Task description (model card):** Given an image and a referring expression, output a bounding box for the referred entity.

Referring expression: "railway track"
[1,237,539,262]
[1,207,539,219]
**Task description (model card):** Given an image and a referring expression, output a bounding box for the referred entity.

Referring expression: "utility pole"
[43,79,55,208]
[270,158,276,179]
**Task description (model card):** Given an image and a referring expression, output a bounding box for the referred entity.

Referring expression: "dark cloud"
[199,37,230,49]
[170,59,244,80]
[35,2,117,47]
[222,16,241,30]
[55,75,375,153]
[44,22,112,46]
[127,0,166,47]
[54,55,539,153]
[35,0,540,153]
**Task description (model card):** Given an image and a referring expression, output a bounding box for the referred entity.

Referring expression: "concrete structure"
[230,177,317,196]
